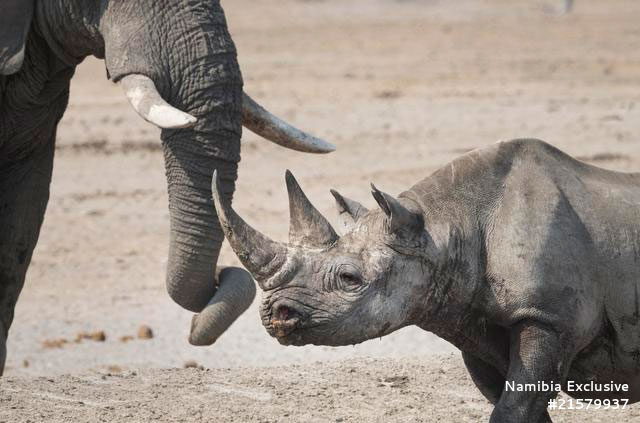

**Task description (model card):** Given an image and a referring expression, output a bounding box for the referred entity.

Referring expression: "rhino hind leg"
[462,352,505,404]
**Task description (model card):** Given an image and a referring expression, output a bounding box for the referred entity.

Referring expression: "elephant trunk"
[188,267,255,345]
[162,137,237,313]
[156,8,255,341]
[161,92,256,343]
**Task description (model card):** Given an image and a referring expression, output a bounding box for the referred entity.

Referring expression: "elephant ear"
[0,0,35,75]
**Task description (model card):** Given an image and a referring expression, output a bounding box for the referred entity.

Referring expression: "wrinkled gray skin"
[0,0,332,375]
[215,139,640,422]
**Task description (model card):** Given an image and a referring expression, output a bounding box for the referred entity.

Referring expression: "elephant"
[0,0,335,375]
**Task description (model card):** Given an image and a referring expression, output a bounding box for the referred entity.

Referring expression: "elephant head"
[0,0,334,349]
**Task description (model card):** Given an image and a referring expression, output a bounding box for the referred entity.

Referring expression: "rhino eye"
[338,269,363,287]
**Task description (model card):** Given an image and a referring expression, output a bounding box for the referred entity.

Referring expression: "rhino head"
[212,170,442,347]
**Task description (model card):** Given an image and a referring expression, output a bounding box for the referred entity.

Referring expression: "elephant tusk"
[242,93,336,154]
[119,74,198,129]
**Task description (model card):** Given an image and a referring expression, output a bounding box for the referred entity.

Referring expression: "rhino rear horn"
[330,190,368,230]
[370,184,422,235]
[286,170,338,247]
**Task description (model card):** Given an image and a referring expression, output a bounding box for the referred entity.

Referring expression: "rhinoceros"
[212,139,640,422]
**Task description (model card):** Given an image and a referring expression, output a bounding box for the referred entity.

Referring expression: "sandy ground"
[3,0,640,420]
[3,356,639,422]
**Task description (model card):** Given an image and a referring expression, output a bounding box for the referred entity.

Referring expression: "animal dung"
[75,330,107,342]
[91,331,107,342]
[42,338,68,349]
[42,330,106,349]
[137,325,154,339]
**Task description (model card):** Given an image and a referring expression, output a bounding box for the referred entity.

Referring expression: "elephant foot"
[188,267,256,346]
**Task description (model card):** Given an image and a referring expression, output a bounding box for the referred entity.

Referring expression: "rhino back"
[485,140,640,352]
[405,139,640,349]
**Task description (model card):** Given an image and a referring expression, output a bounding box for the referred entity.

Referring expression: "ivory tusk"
[242,93,336,154]
[120,74,197,129]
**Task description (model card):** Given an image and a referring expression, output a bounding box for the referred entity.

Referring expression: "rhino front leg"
[490,322,569,423]
[463,352,553,422]
[0,144,54,375]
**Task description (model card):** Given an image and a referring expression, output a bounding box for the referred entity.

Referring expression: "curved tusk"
[242,93,336,154]
[119,74,197,129]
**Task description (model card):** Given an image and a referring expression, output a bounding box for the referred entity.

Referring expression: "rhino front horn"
[211,171,287,289]
[286,170,338,247]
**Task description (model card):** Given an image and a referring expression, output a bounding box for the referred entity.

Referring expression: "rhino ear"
[330,189,368,231]
[370,184,422,235]
[0,0,35,75]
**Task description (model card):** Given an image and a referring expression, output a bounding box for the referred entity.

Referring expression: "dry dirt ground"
[3,356,640,422]
[2,0,640,421]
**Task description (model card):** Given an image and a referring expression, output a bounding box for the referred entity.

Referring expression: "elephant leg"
[0,322,6,375]
[0,144,54,375]
[188,266,255,346]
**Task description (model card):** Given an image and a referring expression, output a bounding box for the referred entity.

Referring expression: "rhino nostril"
[270,302,304,338]
[276,306,289,321]
[274,305,300,323]
[269,301,305,339]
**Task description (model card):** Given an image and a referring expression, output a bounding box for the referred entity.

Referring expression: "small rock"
[379,375,409,388]
[137,325,153,340]
[119,335,134,343]
[184,360,199,368]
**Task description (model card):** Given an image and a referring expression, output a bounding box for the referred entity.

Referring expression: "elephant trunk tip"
[188,267,256,346]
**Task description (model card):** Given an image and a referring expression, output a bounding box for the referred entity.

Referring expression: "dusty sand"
[3,0,640,420]
[3,356,639,422]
